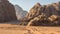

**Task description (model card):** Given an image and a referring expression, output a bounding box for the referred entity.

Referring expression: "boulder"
[48,15,58,21]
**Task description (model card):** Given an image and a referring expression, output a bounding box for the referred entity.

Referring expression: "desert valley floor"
[0,23,60,34]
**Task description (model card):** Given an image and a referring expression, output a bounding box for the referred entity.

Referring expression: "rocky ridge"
[24,2,60,26]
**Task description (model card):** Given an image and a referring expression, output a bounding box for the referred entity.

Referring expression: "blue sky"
[8,0,60,11]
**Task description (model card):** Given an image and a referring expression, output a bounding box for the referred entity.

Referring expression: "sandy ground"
[0,24,60,34]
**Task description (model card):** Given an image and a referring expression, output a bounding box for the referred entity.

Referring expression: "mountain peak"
[34,2,41,7]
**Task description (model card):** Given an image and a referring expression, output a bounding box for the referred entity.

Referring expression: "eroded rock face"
[25,3,42,22]
[28,15,60,26]
[26,2,60,26]
[27,13,46,26]
[0,0,17,22]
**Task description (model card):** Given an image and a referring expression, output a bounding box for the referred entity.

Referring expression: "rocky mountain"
[14,5,28,20]
[24,2,60,26]
[25,3,42,22]
[0,0,17,22]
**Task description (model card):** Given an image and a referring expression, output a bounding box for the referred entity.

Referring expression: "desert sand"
[0,24,60,34]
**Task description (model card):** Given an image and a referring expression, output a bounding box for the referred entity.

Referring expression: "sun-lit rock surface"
[24,2,60,26]
[25,3,42,21]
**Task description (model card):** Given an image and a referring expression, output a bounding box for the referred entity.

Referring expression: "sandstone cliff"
[25,2,60,26]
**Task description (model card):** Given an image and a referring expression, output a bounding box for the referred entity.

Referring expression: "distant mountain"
[14,5,28,20]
